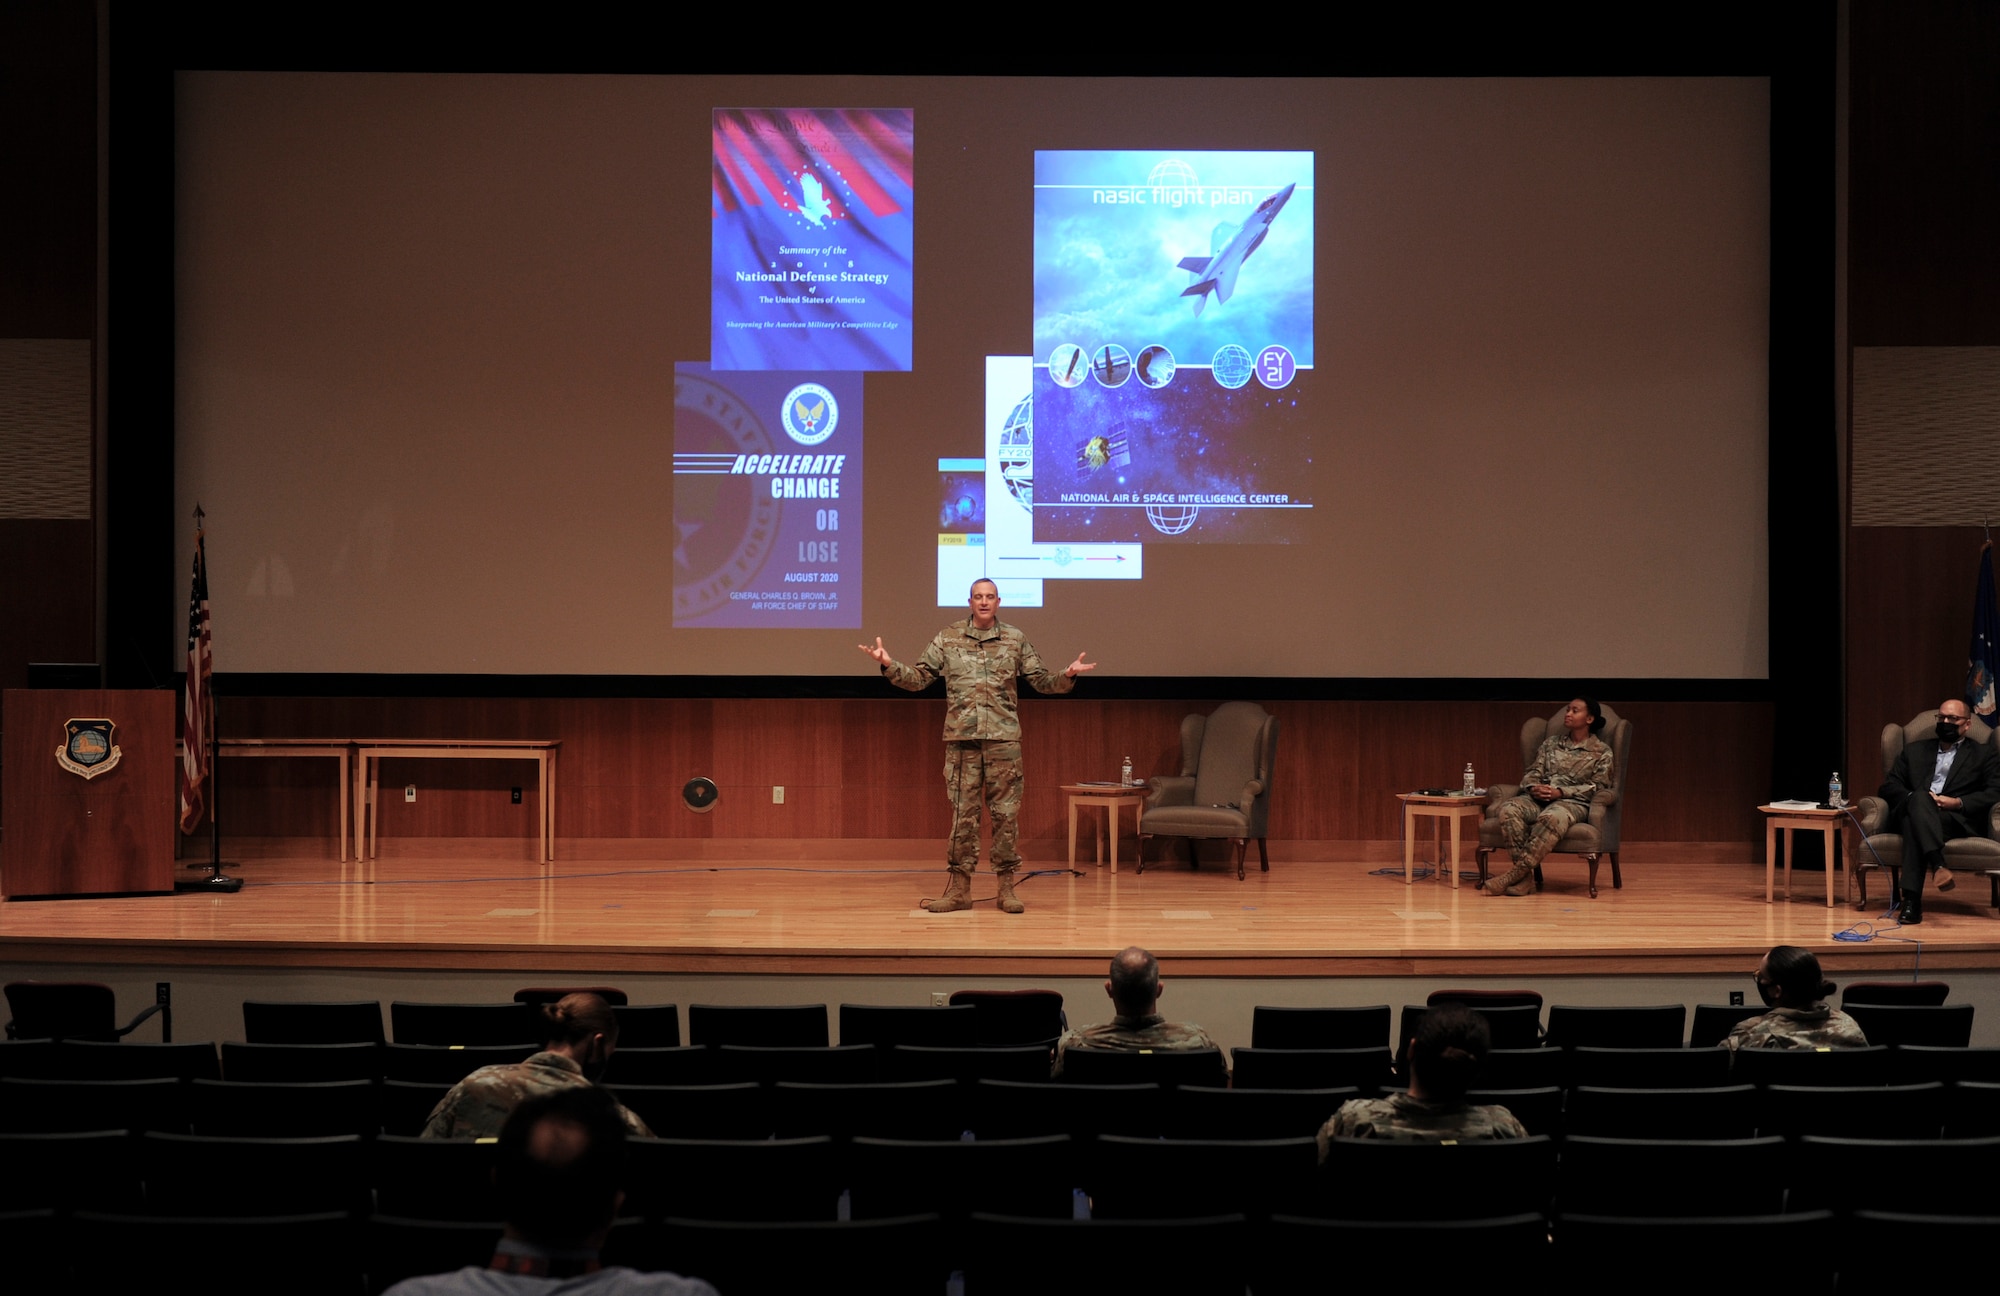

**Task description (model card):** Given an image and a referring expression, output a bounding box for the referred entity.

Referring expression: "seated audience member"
[1316,1004,1525,1160]
[1051,945,1217,1077]
[423,993,652,1139]
[388,1087,716,1295]
[1722,945,1869,1052]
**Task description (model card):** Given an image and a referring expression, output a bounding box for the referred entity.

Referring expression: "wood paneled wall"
[202,695,1773,850]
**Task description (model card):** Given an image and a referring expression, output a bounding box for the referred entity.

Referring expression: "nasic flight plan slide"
[672,364,863,627]
[711,108,914,372]
[1033,151,1313,543]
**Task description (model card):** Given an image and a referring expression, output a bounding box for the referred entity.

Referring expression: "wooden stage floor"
[4,850,1996,979]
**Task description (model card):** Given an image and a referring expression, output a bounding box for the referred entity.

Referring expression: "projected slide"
[1033,151,1313,543]
[673,364,862,627]
[982,355,1143,581]
[712,108,914,372]
[935,457,1043,609]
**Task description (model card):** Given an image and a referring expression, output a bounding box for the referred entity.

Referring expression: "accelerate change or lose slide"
[1034,151,1314,543]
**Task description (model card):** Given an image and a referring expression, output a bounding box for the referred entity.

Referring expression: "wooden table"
[1760,804,1842,907]
[1063,783,1149,873]
[176,737,352,862]
[356,740,561,863]
[1396,793,1489,888]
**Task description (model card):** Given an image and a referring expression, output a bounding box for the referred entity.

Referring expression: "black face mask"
[1937,718,1964,742]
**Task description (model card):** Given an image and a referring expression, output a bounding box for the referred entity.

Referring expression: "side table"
[1063,783,1149,874]
[1759,804,1842,907]
[1397,793,1489,889]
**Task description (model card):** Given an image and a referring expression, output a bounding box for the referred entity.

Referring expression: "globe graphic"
[998,391,1033,512]
[1146,503,1199,536]
[1211,344,1254,390]
[1147,158,1199,193]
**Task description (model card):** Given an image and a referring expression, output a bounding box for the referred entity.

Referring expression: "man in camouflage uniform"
[1484,697,1614,896]
[861,578,1094,913]
[421,993,652,1139]
[1051,947,1218,1077]
[1317,1004,1527,1160]
[1721,945,1870,1053]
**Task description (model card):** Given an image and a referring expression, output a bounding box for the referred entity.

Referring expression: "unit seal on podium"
[55,718,122,780]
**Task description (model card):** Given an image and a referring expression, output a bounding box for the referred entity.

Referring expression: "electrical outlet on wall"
[930,992,948,1007]
[405,785,417,803]
[773,786,785,804]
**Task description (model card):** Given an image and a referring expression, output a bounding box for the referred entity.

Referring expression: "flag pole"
[179,504,241,893]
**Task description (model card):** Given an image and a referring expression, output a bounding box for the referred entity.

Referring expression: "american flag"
[179,519,212,834]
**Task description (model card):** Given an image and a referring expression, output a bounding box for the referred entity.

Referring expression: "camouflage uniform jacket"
[1050,1013,1217,1077]
[883,618,1073,741]
[420,1051,654,1140]
[1720,1004,1870,1052]
[1316,1092,1528,1160]
[1520,733,1613,803]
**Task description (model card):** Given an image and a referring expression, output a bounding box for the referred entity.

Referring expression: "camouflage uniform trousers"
[1497,794,1590,870]
[945,739,1024,874]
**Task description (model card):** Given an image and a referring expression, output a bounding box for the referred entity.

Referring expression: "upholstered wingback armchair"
[1137,702,1278,881]
[1475,703,1632,899]
[1850,710,2000,912]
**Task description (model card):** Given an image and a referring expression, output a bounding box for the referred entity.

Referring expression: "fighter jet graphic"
[1175,182,1295,317]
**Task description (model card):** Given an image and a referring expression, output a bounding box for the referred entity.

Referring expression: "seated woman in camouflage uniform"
[1317,1005,1526,1158]
[1722,945,1869,1052]
[422,993,652,1139]
[1484,696,1615,897]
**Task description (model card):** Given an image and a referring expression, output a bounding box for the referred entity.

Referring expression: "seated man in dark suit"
[1879,697,2000,923]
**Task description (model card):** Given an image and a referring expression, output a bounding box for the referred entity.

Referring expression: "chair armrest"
[1487,783,1521,803]
[1855,796,1888,835]
[1592,789,1619,808]
[1240,779,1265,805]
[1147,776,1195,808]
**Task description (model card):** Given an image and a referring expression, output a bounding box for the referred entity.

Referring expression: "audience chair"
[1846,1211,2000,1288]
[1398,1003,1542,1056]
[371,1134,502,1220]
[1569,1046,1732,1091]
[1250,1004,1391,1050]
[241,1000,384,1045]
[389,1000,539,1047]
[610,1003,681,1048]
[1564,1085,1758,1140]
[73,1211,361,1296]
[0,1130,143,1213]
[1426,988,1545,1011]
[0,1210,66,1287]
[600,1044,712,1087]
[382,1042,536,1085]
[838,1003,978,1048]
[0,1039,57,1079]
[1136,700,1278,880]
[380,1079,452,1136]
[625,1136,840,1221]
[1230,1047,1394,1093]
[946,989,1065,1046]
[1552,1213,1835,1296]
[971,1079,1165,1141]
[660,1215,949,1296]
[711,1043,876,1086]
[1255,1214,1547,1293]
[688,1003,829,1048]
[1891,1045,2000,1086]
[370,1216,504,1293]
[511,985,628,1005]
[849,1134,1076,1221]
[1841,980,1951,1007]
[771,1078,963,1142]
[1946,1080,2000,1136]
[1171,1085,1357,1140]
[140,1131,368,1216]
[966,1212,1249,1296]
[1466,1086,1563,1139]
[884,1043,1053,1084]
[610,1081,769,1139]
[1088,1134,1319,1220]
[1478,1047,1567,1091]
[1793,1135,2000,1216]
[1555,1136,1788,1216]
[1473,703,1633,898]
[4,981,166,1042]
[1688,1003,1764,1048]
[0,1076,187,1134]
[187,1078,380,1138]
[46,1039,220,1081]
[1730,1044,1890,1088]
[1059,1045,1227,1089]
[1544,1004,1687,1051]
[1316,1135,1557,1220]
[1843,1002,1976,1049]
[219,1041,382,1083]
[1758,1082,1945,1140]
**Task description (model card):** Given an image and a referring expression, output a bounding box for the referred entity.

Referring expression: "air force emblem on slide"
[56,718,122,780]
[782,383,839,446]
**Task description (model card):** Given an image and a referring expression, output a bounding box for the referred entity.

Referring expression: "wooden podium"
[2,689,175,897]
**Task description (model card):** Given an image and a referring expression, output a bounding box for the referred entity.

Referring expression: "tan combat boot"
[922,868,974,913]
[994,868,1026,914]
[1483,862,1533,896]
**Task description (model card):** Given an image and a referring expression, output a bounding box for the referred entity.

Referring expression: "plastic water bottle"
[1463,763,1476,795]
[1829,772,1843,809]
[1122,756,1134,786]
